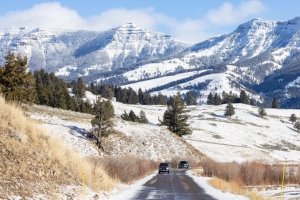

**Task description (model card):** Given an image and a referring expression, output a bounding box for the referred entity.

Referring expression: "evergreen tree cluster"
[183,80,211,90]
[34,70,93,113]
[121,110,149,124]
[206,90,260,106]
[207,92,222,105]
[146,70,214,93]
[184,91,199,105]
[87,83,167,105]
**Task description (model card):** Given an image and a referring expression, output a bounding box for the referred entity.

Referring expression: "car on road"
[178,161,189,169]
[158,162,169,173]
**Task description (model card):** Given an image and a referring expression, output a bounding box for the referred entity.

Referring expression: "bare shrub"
[169,156,200,169]
[202,158,297,186]
[98,156,158,183]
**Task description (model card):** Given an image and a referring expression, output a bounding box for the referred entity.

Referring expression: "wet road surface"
[132,169,217,200]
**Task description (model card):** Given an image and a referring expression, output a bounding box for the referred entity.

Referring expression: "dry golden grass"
[0,96,117,198]
[208,178,267,200]
[23,103,94,123]
[98,155,158,183]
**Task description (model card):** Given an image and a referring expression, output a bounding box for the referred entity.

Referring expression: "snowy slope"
[28,92,300,164]
[25,90,300,199]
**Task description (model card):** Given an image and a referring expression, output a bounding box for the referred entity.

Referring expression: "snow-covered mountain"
[0,23,188,81]
[110,17,300,108]
[2,17,300,107]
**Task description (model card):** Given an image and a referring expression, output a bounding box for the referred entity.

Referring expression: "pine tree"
[294,121,300,132]
[222,91,227,102]
[250,98,256,106]
[185,91,197,105]
[127,88,139,104]
[213,93,222,105]
[207,92,214,105]
[119,88,128,103]
[271,98,279,108]
[156,92,167,105]
[129,110,139,122]
[121,111,130,121]
[240,90,249,104]
[258,107,267,118]
[76,77,86,98]
[99,84,114,100]
[0,51,35,103]
[224,102,235,119]
[159,93,192,137]
[66,93,76,111]
[289,114,297,124]
[143,93,153,105]
[139,110,149,124]
[91,98,114,149]
[138,88,144,104]
[0,66,3,93]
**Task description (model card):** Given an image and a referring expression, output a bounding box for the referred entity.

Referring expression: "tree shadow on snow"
[287,126,298,133]
[249,112,261,118]
[61,124,89,140]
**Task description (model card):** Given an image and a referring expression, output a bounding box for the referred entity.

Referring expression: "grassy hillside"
[0,96,116,199]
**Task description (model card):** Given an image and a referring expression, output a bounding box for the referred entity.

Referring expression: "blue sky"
[0,0,299,42]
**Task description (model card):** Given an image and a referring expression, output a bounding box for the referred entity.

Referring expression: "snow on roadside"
[105,172,157,200]
[186,171,250,200]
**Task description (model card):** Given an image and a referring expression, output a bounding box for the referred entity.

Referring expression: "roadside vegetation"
[200,158,300,199]
[96,156,158,183]
[207,178,265,200]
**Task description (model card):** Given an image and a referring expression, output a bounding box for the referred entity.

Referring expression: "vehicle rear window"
[160,163,168,166]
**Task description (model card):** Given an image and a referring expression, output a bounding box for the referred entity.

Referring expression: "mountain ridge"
[2,17,300,107]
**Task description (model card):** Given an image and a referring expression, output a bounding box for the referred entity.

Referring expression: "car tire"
[168,171,169,173]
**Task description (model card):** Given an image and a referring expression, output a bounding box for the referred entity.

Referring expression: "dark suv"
[158,162,169,173]
[178,161,189,169]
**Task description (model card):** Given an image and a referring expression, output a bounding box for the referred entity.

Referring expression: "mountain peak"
[235,18,276,32]
[116,22,145,32]
[120,22,138,28]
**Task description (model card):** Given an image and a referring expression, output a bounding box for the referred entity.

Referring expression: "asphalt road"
[132,169,217,200]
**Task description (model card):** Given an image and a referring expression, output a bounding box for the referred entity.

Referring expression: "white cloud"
[171,19,213,43]
[205,0,265,25]
[0,1,266,43]
[0,2,86,29]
